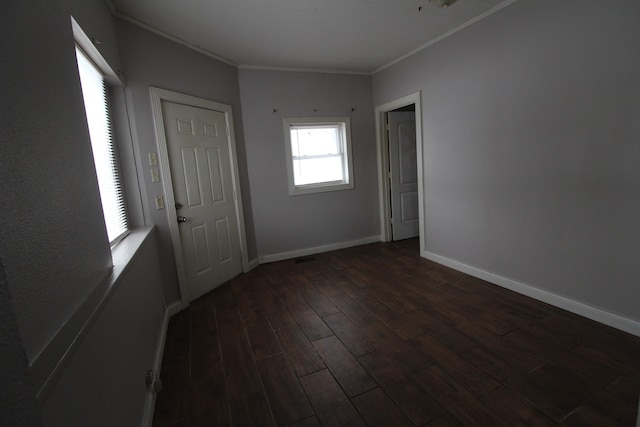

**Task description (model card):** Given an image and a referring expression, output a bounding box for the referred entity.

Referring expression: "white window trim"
[283,116,354,196]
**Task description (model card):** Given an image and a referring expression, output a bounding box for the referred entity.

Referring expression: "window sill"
[289,181,354,196]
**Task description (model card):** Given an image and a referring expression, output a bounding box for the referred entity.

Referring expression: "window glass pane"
[290,126,340,157]
[293,156,344,186]
[76,47,128,244]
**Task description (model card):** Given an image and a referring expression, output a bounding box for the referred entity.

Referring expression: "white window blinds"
[75,47,128,244]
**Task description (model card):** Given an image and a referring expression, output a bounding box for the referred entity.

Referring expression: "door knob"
[177,216,187,223]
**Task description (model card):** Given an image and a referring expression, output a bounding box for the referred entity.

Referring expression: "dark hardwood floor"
[152,239,640,426]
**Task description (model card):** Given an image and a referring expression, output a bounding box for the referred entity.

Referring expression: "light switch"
[155,196,165,210]
[148,152,158,166]
[150,168,160,182]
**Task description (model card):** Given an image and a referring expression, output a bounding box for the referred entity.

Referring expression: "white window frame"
[283,116,354,196]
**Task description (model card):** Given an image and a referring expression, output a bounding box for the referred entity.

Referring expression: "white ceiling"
[109,0,517,74]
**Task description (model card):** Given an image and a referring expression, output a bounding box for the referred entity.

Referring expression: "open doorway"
[375,92,424,253]
[387,104,418,241]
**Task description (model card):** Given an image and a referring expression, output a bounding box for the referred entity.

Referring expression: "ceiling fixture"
[430,0,457,7]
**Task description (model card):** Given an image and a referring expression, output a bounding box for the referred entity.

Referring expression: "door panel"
[388,111,419,241]
[162,100,242,300]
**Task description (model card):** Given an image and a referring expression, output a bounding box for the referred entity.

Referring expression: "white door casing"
[388,111,419,241]
[150,88,249,304]
[375,92,425,256]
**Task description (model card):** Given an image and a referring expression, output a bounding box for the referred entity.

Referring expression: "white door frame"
[375,92,425,253]
[149,87,250,304]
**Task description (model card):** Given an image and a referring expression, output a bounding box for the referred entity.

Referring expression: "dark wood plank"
[463,345,580,421]
[221,338,263,400]
[479,386,557,426]
[312,336,377,397]
[328,293,377,327]
[299,369,365,427]
[291,310,333,342]
[188,375,231,426]
[411,365,510,427]
[302,290,340,317]
[359,351,445,425]
[412,334,500,397]
[351,388,413,427]
[275,326,325,377]
[288,416,321,427]
[244,315,282,361]
[215,306,245,345]
[229,390,275,426]
[256,354,314,426]
[323,312,378,357]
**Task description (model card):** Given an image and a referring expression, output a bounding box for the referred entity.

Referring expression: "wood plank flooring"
[153,238,640,426]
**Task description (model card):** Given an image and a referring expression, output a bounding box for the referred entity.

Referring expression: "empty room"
[1,0,638,425]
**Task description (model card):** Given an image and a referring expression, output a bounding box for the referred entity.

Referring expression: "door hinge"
[225,126,230,136]
[233,190,237,201]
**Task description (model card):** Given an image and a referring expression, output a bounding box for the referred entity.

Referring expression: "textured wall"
[41,230,165,427]
[0,257,41,425]
[116,20,257,303]
[373,0,640,321]
[0,0,117,363]
[239,69,379,258]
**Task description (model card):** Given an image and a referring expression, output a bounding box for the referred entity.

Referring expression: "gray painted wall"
[1,0,118,365]
[41,230,164,427]
[116,20,257,302]
[1,2,166,424]
[373,0,640,321]
[0,257,41,425]
[239,70,379,257]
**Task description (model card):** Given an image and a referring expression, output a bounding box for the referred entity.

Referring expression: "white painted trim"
[140,301,183,427]
[239,64,371,76]
[248,258,260,271]
[167,300,187,317]
[141,300,174,427]
[374,92,424,253]
[283,117,354,196]
[259,236,381,264]
[149,87,250,304]
[423,251,640,338]
[71,16,123,86]
[113,12,238,68]
[374,0,520,74]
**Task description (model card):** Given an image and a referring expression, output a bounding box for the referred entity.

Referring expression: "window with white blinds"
[75,46,128,245]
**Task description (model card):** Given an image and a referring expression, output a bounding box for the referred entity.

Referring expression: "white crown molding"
[111,11,238,68]
[373,0,520,74]
[238,64,371,76]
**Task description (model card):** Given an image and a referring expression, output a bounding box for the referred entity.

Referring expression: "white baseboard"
[423,250,640,338]
[141,301,182,427]
[247,258,260,271]
[259,236,381,264]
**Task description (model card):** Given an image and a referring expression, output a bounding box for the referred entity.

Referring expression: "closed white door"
[161,100,242,300]
[388,111,419,241]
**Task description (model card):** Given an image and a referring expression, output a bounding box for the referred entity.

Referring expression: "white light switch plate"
[148,152,158,166]
[155,196,164,210]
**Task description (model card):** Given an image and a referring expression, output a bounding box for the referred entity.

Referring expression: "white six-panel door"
[161,100,242,300]
[388,111,419,241]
